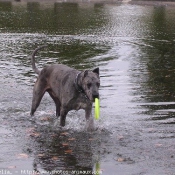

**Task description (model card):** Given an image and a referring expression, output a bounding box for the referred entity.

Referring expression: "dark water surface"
[1,1,175,175]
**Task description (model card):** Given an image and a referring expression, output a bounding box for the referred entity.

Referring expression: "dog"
[30,46,100,131]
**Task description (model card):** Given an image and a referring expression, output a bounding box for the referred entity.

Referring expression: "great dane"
[30,46,100,131]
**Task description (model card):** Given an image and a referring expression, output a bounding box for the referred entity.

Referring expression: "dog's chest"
[70,96,90,111]
[74,102,87,110]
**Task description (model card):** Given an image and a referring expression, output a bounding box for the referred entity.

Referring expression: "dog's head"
[82,68,100,102]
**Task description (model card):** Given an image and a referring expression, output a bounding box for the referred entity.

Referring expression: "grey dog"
[30,46,100,131]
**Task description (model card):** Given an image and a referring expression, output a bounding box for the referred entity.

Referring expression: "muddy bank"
[0,0,123,3]
[1,0,175,7]
[130,0,175,7]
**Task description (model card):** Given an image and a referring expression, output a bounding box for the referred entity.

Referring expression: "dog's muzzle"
[92,93,99,102]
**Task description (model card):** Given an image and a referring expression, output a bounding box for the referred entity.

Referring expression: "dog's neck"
[74,72,89,100]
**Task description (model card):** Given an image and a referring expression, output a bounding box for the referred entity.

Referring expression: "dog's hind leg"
[60,107,68,127]
[30,81,46,116]
[47,90,61,117]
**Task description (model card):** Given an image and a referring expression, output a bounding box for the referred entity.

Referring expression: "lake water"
[1,1,175,175]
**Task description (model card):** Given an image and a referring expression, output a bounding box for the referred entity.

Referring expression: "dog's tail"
[31,45,47,75]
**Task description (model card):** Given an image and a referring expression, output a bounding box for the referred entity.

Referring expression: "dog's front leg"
[85,107,95,131]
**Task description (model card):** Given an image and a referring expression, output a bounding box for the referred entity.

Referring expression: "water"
[1,1,175,174]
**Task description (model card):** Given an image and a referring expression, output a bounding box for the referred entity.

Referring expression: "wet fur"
[30,46,100,131]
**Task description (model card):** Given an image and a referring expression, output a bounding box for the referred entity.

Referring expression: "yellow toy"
[95,98,100,120]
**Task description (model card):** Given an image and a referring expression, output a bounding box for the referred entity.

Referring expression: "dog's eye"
[87,83,92,89]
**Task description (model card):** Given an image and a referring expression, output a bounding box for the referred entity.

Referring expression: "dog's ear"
[92,67,99,75]
[84,70,89,77]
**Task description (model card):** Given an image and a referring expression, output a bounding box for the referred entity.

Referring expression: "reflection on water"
[0,1,107,35]
[1,1,175,174]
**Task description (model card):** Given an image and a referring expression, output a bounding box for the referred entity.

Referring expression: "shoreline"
[130,0,175,7]
[0,0,175,7]
[0,0,174,5]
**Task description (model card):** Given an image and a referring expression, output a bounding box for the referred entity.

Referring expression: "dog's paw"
[86,126,96,132]
[53,119,60,127]
[85,118,95,132]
